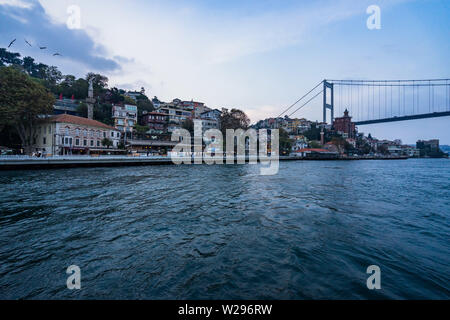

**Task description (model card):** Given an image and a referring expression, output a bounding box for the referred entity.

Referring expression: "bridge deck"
[354,111,450,125]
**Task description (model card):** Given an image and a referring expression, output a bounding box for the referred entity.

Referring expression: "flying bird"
[53,53,62,56]
[39,46,47,50]
[8,39,16,48]
[24,39,32,47]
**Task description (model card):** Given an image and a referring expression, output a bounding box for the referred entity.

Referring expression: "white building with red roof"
[33,114,121,156]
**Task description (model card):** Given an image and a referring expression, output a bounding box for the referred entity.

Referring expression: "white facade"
[34,115,121,156]
[112,104,138,133]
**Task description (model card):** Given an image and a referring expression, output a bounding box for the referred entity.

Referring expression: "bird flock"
[7,38,61,56]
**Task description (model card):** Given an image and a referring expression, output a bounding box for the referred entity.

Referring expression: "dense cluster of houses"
[26,86,444,158]
[31,90,225,156]
[254,109,437,159]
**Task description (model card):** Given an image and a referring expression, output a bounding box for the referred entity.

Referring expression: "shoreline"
[0,155,412,171]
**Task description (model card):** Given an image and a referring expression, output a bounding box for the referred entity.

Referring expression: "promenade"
[0,154,408,170]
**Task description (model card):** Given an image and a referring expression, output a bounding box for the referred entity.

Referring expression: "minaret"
[320,128,325,146]
[86,79,95,120]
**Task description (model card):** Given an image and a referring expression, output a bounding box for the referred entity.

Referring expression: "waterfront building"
[112,104,138,135]
[290,148,339,159]
[193,104,212,118]
[387,145,402,156]
[291,136,308,152]
[180,100,206,111]
[142,112,169,134]
[417,139,440,153]
[126,139,180,155]
[199,109,221,131]
[34,114,121,156]
[156,105,192,129]
[333,109,356,139]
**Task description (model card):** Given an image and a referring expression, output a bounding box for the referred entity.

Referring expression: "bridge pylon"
[323,80,334,124]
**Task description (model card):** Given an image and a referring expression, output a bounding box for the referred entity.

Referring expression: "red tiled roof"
[48,114,117,131]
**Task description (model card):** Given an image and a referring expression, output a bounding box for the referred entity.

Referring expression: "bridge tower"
[323,80,334,124]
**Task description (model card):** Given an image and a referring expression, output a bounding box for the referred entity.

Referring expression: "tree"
[123,95,136,105]
[309,140,322,148]
[0,66,54,154]
[219,108,250,136]
[303,123,321,141]
[101,138,113,149]
[330,137,351,154]
[136,98,154,124]
[0,48,21,66]
[181,119,194,135]
[105,87,124,104]
[134,124,149,135]
[279,128,293,155]
[86,73,108,96]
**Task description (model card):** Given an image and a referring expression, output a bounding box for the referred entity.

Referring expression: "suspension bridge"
[278,79,450,125]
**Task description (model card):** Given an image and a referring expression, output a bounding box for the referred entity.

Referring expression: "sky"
[1,0,449,144]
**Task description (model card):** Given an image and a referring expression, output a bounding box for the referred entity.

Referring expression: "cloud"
[0,0,119,72]
[0,0,33,9]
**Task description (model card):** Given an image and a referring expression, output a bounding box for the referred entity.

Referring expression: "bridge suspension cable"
[276,80,324,118]
[329,78,450,124]
[273,78,450,125]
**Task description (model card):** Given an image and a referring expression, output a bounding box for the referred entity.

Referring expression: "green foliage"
[181,119,194,135]
[0,48,21,66]
[101,138,113,148]
[0,66,55,154]
[123,96,137,105]
[309,140,322,148]
[94,103,114,126]
[279,128,293,155]
[86,72,108,95]
[134,124,149,134]
[219,108,250,135]
[303,124,321,141]
[330,137,352,154]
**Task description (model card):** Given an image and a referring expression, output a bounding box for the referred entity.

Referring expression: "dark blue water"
[0,159,449,299]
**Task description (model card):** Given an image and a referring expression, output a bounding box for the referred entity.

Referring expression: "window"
[117,132,120,138]
[111,132,114,137]
[90,140,94,146]
[84,129,87,137]
[76,128,80,136]
[75,139,80,146]
[65,137,69,144]
[69,138,72,145]
[97,141,100,147]
[48,126,51,134]
[83,139,87,146]
[43,137,46,144]
[103,132,106,138]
